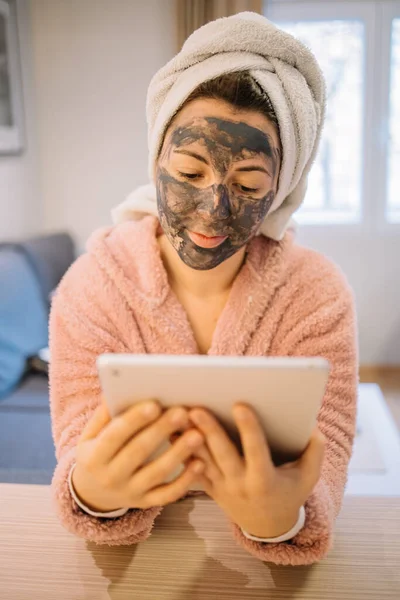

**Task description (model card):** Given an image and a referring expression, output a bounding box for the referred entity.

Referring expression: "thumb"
[298,427,326,491]
[80,399,111,442]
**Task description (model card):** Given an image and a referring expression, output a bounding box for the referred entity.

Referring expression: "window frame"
[265,0,400,234]
[382,1,400,225]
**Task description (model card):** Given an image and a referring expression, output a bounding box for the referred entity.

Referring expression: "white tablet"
[97,354,330,473]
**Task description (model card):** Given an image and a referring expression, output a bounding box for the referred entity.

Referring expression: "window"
[267,1,400,228]
[388,18,400,223]
[0,0,24,153]
[275,20,364,224]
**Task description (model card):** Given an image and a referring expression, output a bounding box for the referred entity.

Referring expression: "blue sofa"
[0,233,76,483]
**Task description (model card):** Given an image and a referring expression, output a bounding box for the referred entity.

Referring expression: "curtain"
[176,0,264,51]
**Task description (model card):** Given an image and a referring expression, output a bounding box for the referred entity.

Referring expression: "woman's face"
[156,98,281,271]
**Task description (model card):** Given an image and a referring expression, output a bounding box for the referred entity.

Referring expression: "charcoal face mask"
[156,117,280,271]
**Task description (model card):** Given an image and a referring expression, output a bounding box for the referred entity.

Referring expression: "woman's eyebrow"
[235,165,270,174]
[173,149,272,176]
[173,149,209,165]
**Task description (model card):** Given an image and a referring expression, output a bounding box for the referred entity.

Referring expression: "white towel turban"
[112,11,326,241]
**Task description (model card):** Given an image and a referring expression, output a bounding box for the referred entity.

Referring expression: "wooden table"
[1,484,399,599]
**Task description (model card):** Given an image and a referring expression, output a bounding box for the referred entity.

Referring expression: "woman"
[49,12,357,566]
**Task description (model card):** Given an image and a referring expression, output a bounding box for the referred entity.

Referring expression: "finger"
[142,460,205,507]
[94,400,163,463]
[192,474,214,497]
[189,409,243,478]
[169,421,190,444]
[80,402,111,442]
[131,429,204,490]
[233,404,274,478]
[279,458,301,470]
[189,443,223,483]
[108,407,189,475]
[298,427,326,491]
[170,433,181,444]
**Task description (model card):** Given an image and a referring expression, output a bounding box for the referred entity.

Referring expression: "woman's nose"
[210,184,231,219]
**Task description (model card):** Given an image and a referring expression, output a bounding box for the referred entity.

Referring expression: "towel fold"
[113,11,326,241]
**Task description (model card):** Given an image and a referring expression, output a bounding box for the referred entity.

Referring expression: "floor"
[360,368,400,432]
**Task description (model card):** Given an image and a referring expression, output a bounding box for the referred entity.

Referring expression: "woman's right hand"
[71,400,205,513]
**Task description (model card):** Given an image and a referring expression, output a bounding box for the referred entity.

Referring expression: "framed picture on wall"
[0,0,24,154]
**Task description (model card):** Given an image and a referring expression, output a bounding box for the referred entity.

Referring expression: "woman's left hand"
[188,404,326,539]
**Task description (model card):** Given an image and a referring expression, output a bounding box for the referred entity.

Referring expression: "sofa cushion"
[0,410,55,471]
[0,373,55,484]
[0,248,48,399]
[19,233,75,309]
[0,468,54,485]
[0,372,49,409]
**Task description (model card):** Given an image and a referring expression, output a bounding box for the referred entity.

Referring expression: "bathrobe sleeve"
[230,253,358,565]
[49,252,163,545]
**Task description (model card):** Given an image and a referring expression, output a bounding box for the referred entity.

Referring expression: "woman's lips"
[187,230,228,249]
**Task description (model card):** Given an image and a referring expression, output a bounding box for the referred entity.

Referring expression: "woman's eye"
[178,171,201,180]
[235,183,258,194]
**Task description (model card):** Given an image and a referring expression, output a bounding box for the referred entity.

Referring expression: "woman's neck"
[158,233,246,298]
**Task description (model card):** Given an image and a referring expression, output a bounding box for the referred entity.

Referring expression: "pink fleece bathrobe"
[49,215,358,566]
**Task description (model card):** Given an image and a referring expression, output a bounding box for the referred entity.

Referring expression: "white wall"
[0,0,42,240]
[30,0,176,247]
[28,0,399,365]
[296,227,400,366]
